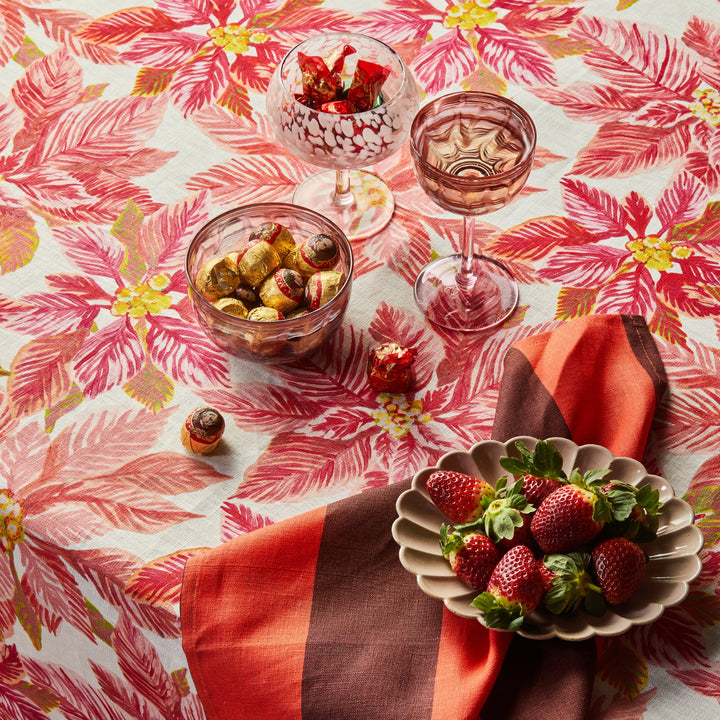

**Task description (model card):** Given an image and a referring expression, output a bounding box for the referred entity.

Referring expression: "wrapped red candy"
[296,44,390,113]
[181,407,225,455]
[367,342,417,393]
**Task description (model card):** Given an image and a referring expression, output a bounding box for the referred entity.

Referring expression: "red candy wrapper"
[296,43,389,113]
[367,342,417,393]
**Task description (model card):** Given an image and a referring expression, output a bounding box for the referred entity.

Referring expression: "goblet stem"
[457,215,477,297]
[333,169,354,208]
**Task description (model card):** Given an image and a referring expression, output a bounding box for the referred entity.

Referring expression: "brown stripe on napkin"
[481,313,667,720]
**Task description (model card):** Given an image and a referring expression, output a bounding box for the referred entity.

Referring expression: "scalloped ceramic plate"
[392,436,704,640]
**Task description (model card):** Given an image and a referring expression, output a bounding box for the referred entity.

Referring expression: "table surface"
[1,0,719,717]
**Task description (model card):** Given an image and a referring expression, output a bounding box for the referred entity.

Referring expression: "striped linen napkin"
[181,313,666,720]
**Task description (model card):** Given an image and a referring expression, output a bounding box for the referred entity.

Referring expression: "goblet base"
[414,254,518,332]
[293,170,394,241]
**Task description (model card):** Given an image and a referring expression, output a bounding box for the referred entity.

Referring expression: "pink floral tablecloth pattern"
[1,0,720,718]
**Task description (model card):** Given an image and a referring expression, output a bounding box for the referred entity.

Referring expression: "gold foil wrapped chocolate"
[249,222,296,260]
[232,284,260,307]
[236,239,281,287]
[259,268,306,314]
[195,255,241,302]
[284,233,339,277]
[305,270,345,310]
[367,342,417,393]
[181,406,225,454]
[213,297,249,318]
[247,306,285,322]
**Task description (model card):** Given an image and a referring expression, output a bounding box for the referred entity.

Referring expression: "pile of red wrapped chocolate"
[195,222,345,321]
[296,43,390,113]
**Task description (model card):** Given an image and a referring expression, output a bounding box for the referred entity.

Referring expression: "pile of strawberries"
[428,440,663,631]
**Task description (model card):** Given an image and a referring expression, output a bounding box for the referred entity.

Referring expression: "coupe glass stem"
[333,169,354,208]
[457,215,477,297]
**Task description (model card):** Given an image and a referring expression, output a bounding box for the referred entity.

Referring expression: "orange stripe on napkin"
[432,611,511,720]
[181,506,326,720]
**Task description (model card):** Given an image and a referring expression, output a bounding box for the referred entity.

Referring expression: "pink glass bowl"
[185,203,353,364]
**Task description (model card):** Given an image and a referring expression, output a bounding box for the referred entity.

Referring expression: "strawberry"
[472,545,544,631]
[530,468,613,553]
[440,524,500,592]
[500,439,567,507]
[426,470,495,524]
[538,552,605,616]
[601,480,663,543]
[591,537,647,605]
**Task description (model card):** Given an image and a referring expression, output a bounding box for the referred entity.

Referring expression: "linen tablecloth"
[1,1,720,718]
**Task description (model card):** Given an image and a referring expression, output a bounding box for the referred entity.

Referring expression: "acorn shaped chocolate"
[195,255,241,301]
[181,407,225,455]
[259,268,306,314]
[236,239,281,287]
[305,270,345,310]
[284,233,339,278]
[247,306,285,322]
[213,296,249,318]
[249,222,296,261]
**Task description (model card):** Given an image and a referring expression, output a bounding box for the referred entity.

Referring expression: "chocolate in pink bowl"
[185,203,353,364]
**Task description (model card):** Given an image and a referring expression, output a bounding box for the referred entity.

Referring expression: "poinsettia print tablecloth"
[1,0,719,718]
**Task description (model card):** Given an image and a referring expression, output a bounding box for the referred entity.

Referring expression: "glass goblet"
[266,32,419,240]
[410,92,536,332]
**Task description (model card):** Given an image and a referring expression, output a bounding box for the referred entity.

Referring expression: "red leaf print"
[0,4,24,67]
[0,98,21,152]
[73,316,144,398]
[486,216,597,261]
[119,30,207,68]
[412,30,477,94]
[24,95,168,168]
[156,0,213,24]
[112,613,181,716]
[237,432,373,502]
[10,48,83,137]
[20,544,94,641]
[479,27,556,86]
[0,683,48,720]
[125,550,208,605]
[0,208,39,274]
[501,4,582,36]
[556,286,598,321]
[353,10,435,45]
[595,262,657,315]
[597,636,648,699]
[659,388,720,454]
[192,104,279,154]
[53,225,124,280]
[539,245,627,286]
[186,154,302,204]
[0,292,98,335]
[145,315,231,388]
[657,271,719,318]
[170,47,229,117]
[109,148,178,180]
[11,167,91,206]
[217,79,253,117]
[137,191,210,273]
[571,15,701,98]
[89,663,169,720]
[6,331,88,419]
[75,7,180,45]
[133,67,175,97]
[572,122,693,178]
[655,171,708,232]
[560,177,629,237]
[683,16,720,89]
[648,301,687,346]
[531,83,644,124]
[220,501,272,542]
[621,190,654,236]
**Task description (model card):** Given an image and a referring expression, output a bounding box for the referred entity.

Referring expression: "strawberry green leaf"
[499,440,567,480]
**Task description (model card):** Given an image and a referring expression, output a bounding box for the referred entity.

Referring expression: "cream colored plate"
[392,436,704,640]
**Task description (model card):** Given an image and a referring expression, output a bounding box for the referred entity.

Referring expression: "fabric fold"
[181,313,667,720]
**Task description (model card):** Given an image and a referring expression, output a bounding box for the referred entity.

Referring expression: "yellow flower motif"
[371,393,432,439]
[0,490,25,553]
[110,279,173,318]
[208,24,270,54]
[626,235,694,272]
[689,87,720,127]
[444,0,497,31]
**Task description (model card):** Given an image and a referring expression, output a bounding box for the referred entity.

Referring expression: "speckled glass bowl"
[185,203,353,364]
[392,436,703,640]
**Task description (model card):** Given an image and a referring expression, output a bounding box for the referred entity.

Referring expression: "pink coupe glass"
[410,92,537,332]
[266,33,419,240]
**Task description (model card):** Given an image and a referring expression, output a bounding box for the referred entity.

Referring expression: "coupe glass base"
[414,254,518,332]
[293,170,394,241]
